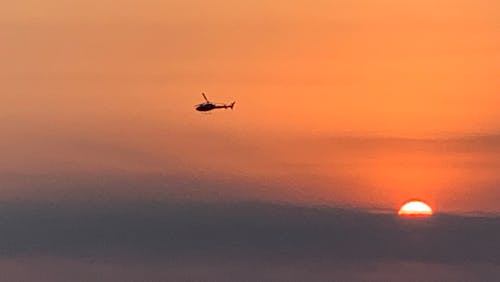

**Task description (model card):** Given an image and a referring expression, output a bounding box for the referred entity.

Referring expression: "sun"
[398,200,433,216]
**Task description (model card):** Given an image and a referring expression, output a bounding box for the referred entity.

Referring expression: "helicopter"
[195,93,235,112]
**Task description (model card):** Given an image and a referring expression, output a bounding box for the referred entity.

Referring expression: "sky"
[1,0,500,280]
[1,0,499,210]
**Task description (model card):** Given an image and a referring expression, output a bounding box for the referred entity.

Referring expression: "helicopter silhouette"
[195,93,235,112]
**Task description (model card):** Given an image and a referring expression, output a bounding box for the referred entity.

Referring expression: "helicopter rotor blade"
[202,92,209,102]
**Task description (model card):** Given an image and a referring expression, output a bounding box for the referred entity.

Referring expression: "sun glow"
[398,200,433,216]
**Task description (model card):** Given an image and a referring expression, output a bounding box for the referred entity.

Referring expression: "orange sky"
[1,0,499,212]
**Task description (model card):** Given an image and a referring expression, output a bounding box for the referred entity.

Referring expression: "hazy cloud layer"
[2,133,499,211]
[0,201,499,281]
[1,201,499,262]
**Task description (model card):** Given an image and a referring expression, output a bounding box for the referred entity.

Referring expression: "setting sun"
[398,200,433,216]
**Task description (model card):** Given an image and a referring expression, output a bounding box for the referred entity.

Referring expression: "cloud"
[1,200,499,264]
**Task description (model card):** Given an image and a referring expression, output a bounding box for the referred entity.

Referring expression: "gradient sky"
[1,1,500,280]
[1,0,500,213]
